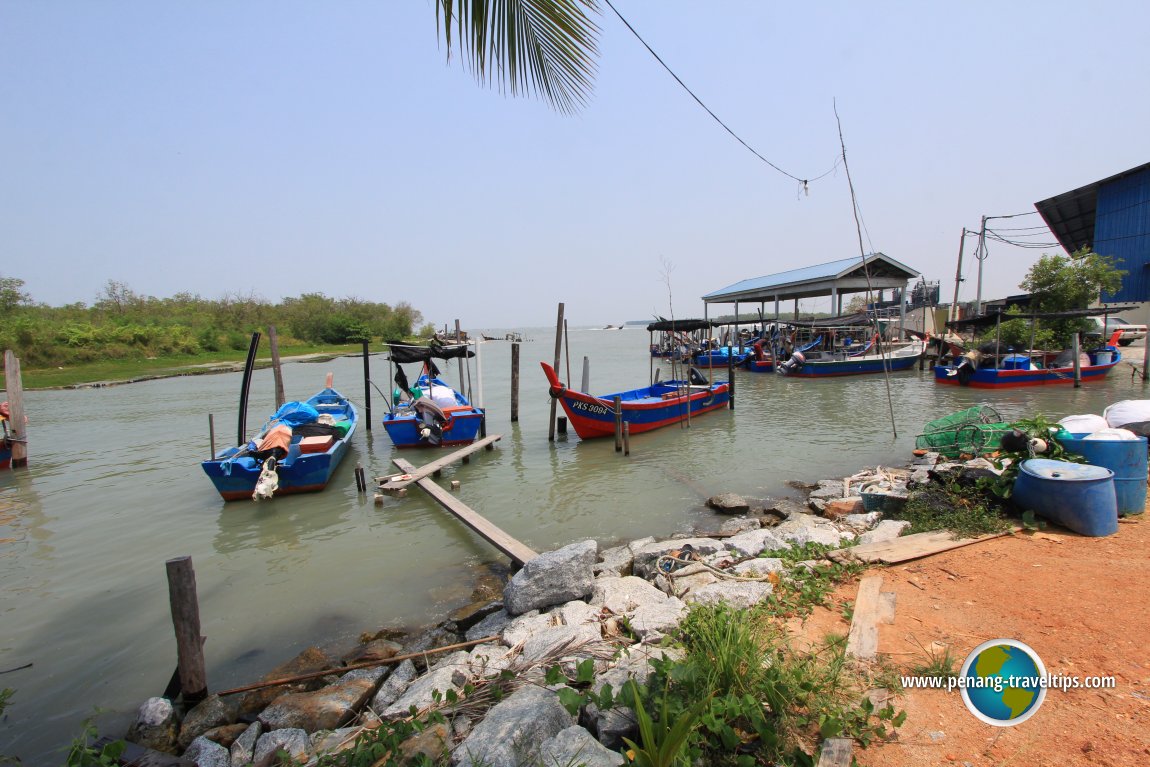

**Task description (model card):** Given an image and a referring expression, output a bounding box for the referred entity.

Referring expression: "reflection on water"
[1,328,1147,762]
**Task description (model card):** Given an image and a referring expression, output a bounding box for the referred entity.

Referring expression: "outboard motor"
[946,350,980,386]
[776,351,805,376]
[688,366,709,386]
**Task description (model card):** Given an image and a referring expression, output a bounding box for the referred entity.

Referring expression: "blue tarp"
[270,401,319,427]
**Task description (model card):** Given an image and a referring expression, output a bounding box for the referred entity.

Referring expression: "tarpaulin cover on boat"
[385,340,475,363]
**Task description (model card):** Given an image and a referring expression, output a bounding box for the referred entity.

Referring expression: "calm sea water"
[1,326,1145,762]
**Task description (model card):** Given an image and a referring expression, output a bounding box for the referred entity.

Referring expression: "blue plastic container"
[1013,459,1118,536]
[1059,433,1148,516]
[1002,355,1031,370]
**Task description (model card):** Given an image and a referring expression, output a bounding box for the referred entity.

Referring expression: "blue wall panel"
[1098,166,1150,303]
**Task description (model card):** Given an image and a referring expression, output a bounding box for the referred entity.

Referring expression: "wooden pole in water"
[3,351,28,468]
[267,325,286,409]
[360,340,372,431]
[208,414,216,459]
[455,320,465,386]
[1073,332,1082,387]
[166,556,207,703]
[623,422,630,456]
[581,356,590,393]
[510,342,520,423]
[237,333,260,444]
[614,396,623,452]
[564,320,572,385]
[548,303,564,441]
[727,352,735,410]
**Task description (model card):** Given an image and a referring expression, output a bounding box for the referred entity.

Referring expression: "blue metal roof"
[701,253,919,300]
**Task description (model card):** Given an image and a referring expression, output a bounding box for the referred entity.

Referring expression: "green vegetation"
[989,248,1126,350]
[0,275,435,388]
[893,480,1011,539]
[759,542,865,619]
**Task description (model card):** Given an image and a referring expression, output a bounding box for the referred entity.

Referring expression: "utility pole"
[949,228,968,323]
[973,215,988,316]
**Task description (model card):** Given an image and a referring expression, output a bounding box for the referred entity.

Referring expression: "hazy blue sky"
[3,1,1148,329]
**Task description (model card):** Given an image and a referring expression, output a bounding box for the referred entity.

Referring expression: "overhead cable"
[603,0,838,193]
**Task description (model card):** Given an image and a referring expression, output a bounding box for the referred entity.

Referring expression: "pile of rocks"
[126,464,948,767]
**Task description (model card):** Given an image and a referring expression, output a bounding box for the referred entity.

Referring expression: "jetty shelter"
[700,253,921,328]
[1035,161,1150,304]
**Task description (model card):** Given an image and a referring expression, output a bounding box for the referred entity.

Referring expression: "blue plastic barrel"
[1013,459,1118,537]
[1058,433,1148,516]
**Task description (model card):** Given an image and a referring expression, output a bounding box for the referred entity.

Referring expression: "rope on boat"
[253,457,279,501]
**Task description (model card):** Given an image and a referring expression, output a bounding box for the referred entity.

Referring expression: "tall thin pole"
[548,303,564,441]
[510,342,520,422]
[3,351,28,468]
[361,340,372,431]
[237,332,261,444]
[267,325,286,409]
[950,228,968,322]
[454,320,465,386]
[974,216,988,316]
[836,102,897,438]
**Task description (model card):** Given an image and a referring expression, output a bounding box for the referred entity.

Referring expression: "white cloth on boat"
[1084,428,1139,441]
[1058,414,1109,434]
[1103,400,1150,428]
[428,385,458,409]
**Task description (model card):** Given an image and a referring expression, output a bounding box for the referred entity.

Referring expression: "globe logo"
[959,639,1047,726]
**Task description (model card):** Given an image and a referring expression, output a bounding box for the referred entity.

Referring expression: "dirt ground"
[796,514,1150,767]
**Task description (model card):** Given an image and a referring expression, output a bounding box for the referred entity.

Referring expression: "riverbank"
[107,447,1064,766]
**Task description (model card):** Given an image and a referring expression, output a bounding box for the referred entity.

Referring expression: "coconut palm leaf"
[436,0,600,113]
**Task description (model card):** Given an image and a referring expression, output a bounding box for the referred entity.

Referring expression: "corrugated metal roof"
[1035,161,1150,254]
[701,253,920,301]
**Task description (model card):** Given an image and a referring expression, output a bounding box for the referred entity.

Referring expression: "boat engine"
[776,351,805,376]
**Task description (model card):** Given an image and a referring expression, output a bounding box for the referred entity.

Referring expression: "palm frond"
[436,0,600,113]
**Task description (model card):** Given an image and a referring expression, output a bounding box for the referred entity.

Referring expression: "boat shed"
[1035,161,1150,303]
[700,253,921,326]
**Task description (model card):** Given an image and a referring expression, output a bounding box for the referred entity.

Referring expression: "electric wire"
[603,0,838,191]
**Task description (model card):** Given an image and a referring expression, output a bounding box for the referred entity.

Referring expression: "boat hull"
[381,375,484,448]
[742,358,775,373]
[0,444,10,470]
[201,386,358,501]
[934,360,1119,388]
[382,410,484,448]
[541,362,729,440]
[785,352,920,377]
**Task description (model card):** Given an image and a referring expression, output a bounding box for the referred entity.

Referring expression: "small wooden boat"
[382,340,484,448]
[692,346,750,369]
[741,336,824,373]
[541,362,729,440]
[201,377,358,501]
[776,338,924,377]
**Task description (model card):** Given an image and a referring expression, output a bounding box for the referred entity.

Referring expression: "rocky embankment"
[124,454,967,766]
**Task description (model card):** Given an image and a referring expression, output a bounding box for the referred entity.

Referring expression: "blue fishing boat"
[692,345,750,369]
[742,336,824,373]
[541,362,729,439]
[776,339,924,377]
[382,340,484,448]
[201,376,358,501]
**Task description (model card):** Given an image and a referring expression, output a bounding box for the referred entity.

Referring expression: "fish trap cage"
[915,405,1010,458]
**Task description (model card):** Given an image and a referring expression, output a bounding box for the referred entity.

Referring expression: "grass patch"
[21,344,365,389]
[758,542,865,619]
[891,479,1011,539]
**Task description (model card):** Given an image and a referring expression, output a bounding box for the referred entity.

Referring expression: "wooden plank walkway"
[826,527,1018,565]
[845,574,885,660]
[377,435,502,494]
[392,456,537,567]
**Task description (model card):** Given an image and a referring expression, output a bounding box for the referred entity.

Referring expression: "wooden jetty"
[377,435,536,567]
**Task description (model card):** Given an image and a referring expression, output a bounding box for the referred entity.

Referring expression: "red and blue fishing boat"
[541,362,729,439]
[382,340,484,448]
[742,335,825,373]
[933,308,1130,389]
[692,346,750,369]
[201,376,358,501]
[0,401,15,469]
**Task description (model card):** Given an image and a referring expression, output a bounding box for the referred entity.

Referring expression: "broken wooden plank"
[846,574,884,660]
[827,527,1018,565]
[393,457,537,567]
[815,736,853,766]
[878,591,897,625]
[377,435,502,494]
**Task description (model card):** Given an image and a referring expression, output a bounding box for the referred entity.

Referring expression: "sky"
[2,1,1149,330]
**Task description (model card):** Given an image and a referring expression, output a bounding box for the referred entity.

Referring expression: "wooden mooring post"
[267,325,286,409]
[548,303,564,441]
[165,556,207,703]
[614,396,623,452]
[361,340,372,431]
[3,350,28,468]
[207,414,216,459]
[510,342,520,423]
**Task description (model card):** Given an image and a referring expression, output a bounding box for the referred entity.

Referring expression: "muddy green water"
[1,327,1144,762]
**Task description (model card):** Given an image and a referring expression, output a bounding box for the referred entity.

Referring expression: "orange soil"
[796,515,1150,767]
